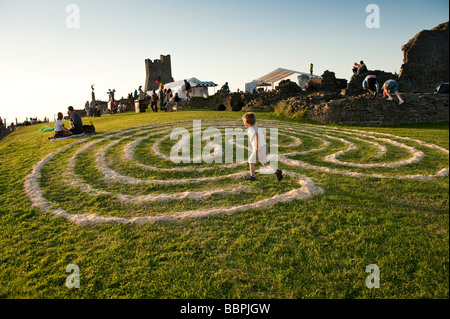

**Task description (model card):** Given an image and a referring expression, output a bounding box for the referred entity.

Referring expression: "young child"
[242,112,283,182]
[53,112,73,138]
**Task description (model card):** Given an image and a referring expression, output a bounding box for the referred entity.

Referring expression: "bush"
[292,109,308,119]
[274,100,292,117]
[274,100,308,119]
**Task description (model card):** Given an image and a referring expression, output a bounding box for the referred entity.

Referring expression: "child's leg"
[262,161,283,181]
[262,161,277,173]
[249,163,256,176]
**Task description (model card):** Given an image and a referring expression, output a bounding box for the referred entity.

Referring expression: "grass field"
[0,109,448,299]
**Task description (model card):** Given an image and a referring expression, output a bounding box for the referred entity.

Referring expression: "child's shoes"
[275,169,283,182]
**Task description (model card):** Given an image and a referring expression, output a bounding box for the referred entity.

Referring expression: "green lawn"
[0,110,448,298]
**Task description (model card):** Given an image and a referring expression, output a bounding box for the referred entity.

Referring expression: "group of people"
[352,61,368,75]
[148,88,183,112]
[0,118,15,133]
[52,106,84,139]
[352,60,404,105]
[134,79,193,113]
[362,74,405,105]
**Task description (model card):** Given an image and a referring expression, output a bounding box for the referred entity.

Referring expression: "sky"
[0,0,448,123]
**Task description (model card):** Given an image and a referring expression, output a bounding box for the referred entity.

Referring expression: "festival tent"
[244,80,271,93]
[256,67,322,89]
[150,77,218,99]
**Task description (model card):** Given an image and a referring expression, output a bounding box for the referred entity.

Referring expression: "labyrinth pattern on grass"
[24,120,449,225]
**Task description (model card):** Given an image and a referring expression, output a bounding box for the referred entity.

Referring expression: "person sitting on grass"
[52,112,73,139]
[382,80,405,105]
[242,112,283,182]
[68,106,84,134]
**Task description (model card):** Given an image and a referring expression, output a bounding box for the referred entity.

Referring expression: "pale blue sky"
[0,0,448,123]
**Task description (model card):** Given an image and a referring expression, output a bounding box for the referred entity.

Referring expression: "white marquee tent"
[149,77,217,99]
[244,80,271,93]
[255,67,322,88]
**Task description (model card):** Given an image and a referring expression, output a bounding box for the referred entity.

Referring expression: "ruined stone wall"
[307,93,449,126]
[399,22,449,93]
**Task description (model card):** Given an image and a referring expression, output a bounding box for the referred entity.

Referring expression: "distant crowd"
[0,116,13,133]
[135,80,192,112]
[0,115,51,134]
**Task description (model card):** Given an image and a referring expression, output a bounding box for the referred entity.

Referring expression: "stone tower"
[144,55,174,92]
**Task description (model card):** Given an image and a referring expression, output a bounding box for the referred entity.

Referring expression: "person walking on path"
[242,112,283,182]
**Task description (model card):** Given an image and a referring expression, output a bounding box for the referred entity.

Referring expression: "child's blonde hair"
[242,112,256,126]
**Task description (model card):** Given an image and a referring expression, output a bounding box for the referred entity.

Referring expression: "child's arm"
[255,132,259,152]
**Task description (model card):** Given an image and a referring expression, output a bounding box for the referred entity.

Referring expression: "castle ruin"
[144,55,174,92]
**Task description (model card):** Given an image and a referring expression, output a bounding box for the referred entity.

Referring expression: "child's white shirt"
[247,125,269,164]
[54,119,65,132]
[247,125,266,150]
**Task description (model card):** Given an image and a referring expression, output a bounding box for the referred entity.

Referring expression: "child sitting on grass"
[53,112,73,139]
[242,112,283,182]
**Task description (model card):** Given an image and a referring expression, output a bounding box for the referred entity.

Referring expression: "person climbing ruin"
[382,79,405,105]
[362,75,379,97]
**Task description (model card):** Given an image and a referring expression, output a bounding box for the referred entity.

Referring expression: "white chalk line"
[24,120,449,225]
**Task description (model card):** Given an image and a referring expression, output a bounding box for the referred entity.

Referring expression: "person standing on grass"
[150,89,158,112]
[382,79,405,105]
[242,112,283,182]
[159,88,166,111]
